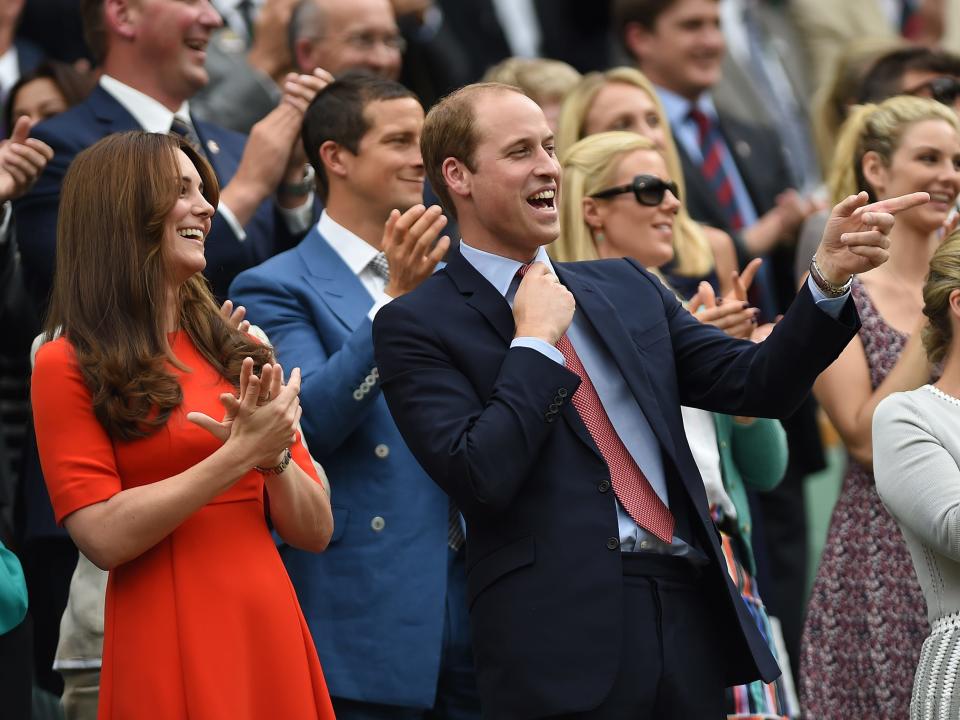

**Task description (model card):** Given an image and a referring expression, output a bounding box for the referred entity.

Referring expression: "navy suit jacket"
[229,227,452,708]
[14,85,296,310]
[372,250,859,719]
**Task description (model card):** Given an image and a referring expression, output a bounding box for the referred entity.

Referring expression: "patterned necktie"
[448,500,465,551]
[369,252,390,283]
[688,107,744,231]
[516,265,675,543]
[170,116,203,155]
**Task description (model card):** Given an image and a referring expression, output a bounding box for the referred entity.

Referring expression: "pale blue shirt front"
[457,241,849,556]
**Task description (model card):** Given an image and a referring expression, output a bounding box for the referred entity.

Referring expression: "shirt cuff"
[277,192,315,235]
[511,337,565,365]
[367,292,392,321]
[217,203,247,243]
[806,274,850,320]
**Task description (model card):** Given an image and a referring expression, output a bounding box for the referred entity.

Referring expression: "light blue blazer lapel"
[299,228,374,331]
[556,265,680,467]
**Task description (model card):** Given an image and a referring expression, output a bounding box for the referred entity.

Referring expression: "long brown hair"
[45,131,272,440]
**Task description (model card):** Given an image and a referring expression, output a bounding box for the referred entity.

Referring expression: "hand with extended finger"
[815,190,930,284]
[382,204,450,297]
[512,262,575,346]
[687,279,757,340]
[0,116,54,202]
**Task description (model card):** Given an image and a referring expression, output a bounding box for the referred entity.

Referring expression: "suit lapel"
[300,228,375,331]
[555,265,680,467]
[88,86,142,135]
[444,250,516,345]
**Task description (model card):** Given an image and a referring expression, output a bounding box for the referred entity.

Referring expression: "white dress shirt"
[318,211,392,321]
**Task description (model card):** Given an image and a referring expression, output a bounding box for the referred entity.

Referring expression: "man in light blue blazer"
[229,71,479,719]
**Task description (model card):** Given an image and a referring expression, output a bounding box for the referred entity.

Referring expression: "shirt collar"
[458,240,554,298]
[318,210,380,276]
[654,84,717,126]
[99,75,192,134]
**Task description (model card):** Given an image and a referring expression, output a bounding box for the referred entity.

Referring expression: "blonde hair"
[923,230,960,363]
[482,57,582,104]
[553,131,660,263]
[556,67,712,276]
[828,95,960,204]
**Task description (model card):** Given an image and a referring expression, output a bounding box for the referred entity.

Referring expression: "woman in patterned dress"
[800,96,960,717]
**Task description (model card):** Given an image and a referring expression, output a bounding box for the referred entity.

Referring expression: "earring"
[594,229,606,244]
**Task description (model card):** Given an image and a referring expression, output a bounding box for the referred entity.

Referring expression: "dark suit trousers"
[552,553,725,720]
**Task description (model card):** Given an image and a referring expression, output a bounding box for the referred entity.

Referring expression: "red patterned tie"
[516,265,675,543]
[688,107,744,231]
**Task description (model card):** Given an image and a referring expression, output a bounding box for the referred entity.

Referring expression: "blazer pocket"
[329,505,349,544]
[466,535,535,609]
[630,319,670,353]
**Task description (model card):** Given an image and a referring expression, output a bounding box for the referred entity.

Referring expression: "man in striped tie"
[229,71,481,720]
[372,81,927,719]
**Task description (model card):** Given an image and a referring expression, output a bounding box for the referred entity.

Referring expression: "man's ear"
[105,0,137,40]
[623,21,655,65]
[319,140,350,181]
[442,157,471,200]
[861,150,887,198]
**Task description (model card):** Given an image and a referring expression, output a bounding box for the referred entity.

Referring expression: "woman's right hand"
[688,280,758,339]
[189,357,302,470]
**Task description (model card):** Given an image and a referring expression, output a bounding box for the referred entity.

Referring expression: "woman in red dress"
[31,131,336,720]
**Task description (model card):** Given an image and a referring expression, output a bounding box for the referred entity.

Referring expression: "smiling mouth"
[184,39,208,52]
[178,228,205,242]
[527,189,556,211]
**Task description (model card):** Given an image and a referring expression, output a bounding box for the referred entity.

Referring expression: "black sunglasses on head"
[905,76,960,106]
[589,174,681,206]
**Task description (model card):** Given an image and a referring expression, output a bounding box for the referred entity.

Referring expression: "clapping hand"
[815,191,930,283]
[219,299,251,334]
[188,357,302,469]
[687,257,762,340]
[382,204,450,297]
[0,116,54,202]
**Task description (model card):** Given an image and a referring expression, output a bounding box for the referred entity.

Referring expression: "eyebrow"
[500,133,555,151]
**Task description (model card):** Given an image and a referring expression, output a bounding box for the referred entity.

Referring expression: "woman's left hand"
[219,299,251,334]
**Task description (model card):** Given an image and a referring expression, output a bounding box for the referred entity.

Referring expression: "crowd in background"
[0,0,959,718]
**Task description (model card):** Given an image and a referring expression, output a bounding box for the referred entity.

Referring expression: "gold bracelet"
[255,448,293,475]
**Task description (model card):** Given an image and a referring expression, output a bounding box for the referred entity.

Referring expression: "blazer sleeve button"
[352,389,364,401]
[606,537,620,550]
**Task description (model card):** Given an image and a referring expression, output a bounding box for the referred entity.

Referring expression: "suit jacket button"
[598,480,611,493]
[606,537,619,550]
[374,444,389,459]
[371,516,386,532]
[548,403,559,412]
[558,388,568,397]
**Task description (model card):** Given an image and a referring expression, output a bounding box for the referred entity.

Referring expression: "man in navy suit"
[230,72,481,719]
[371,82,927,718]
[14,0,324,312]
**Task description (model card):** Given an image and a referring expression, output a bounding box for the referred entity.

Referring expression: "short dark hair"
[858,47,960,104]
[80,0,107,65]
[301,70,417,203]
[4,61,96,133]
[612,0,691,55]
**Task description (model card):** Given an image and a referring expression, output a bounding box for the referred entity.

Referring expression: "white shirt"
[491,0,541,57]
[0,46,19,105]
[98,75,313,239]
[318,211,392,321]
